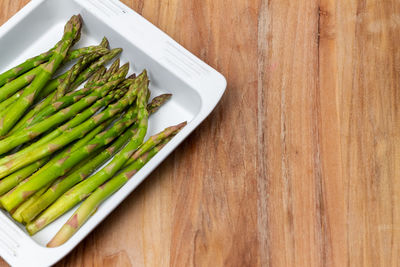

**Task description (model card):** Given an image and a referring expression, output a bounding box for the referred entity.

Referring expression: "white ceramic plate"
[0,0,226,265]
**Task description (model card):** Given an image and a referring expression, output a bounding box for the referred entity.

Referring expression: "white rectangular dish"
[0,0,226,266]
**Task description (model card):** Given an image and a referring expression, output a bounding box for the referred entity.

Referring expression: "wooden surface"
[1,0,400,266]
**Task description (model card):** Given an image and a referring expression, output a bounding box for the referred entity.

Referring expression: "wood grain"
[0,0,399,266]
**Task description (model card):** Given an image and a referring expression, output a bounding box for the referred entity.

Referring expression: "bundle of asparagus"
[0,15,186,247]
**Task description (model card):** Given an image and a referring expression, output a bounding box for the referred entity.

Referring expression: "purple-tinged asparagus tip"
[127,73,136,79]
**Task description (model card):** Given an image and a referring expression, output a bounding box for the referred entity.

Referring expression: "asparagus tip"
[176,121,187,129]
[120,62,130,71]
[127,73,136,79]
[100,37,109,48]
[111,48,123,54]
[164,93,173,98]
[66,14,83,32]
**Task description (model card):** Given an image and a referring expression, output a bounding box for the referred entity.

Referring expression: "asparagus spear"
[21,125,138,223]
[0,65,129,155]
[147,94,172,114]
[35,72,69,101]
[78,38,109,84]
[0,118,111,196]
[0,159,47,196]
[68,48,122,91]
[65,46,108,62]
[0,119,111,196]
[101,59,120,82]
[52,59,82,101]
[53,47,109,102]
[125,122,186,166]
[0,45,106,103]
[0,73,145,180]
[79,60,122,91]
[17,153,99,224]
[26,87,94,127]
[0,44,108,88]
[84,66,106,87]
[36,38,109,101]
[0,89,24,111]
[21,66,109,132]
[0,50,52,87]
[12,48,108,135]
[0,67,41,103]
[10,121,107,224]
[0,15,82,136]
[1,106,139,211]
[115,75,137,91]
[24,75,149,233]
[28,120,185,235]
[0,88,128,172]
[0,89,123,167]
[21,94,172,222]
[1,126,108,216]
[47,141,170,247]
[9,78,60,135]
[21,63,129,131]
[99,37,109,49]
[12,183,52,223]
[55,52,104,101]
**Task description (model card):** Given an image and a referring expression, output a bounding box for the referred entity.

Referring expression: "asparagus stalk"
[21,94,172,222]
[0,90,119,166]
[84,66,106,88]
[0,44,108,88]
[55,52,104,101]
[0,117,111,195]
[35,72,69,102]
[12,48,107,135]
[47,141,170,247]
[40,118,114,175]
[0,73,145,180]
[1,123,108,215]
[0,45,105,103]
[0,50,53,87]
[30,120,185,236]
[115,75,137,91]
[36,38,109,101]
[147,94,172,114]
[53,47,109,102]
[26,87,94,127]
[20,69,107,133]
[0,89,24,111]
[1,107,139,211]
[0,87,128,172]
[25,75,149,234]
[68,48,122,91]
[0,15,82,136]
[101,59,120,82]
[12,182,52,223]
[0,65,129,155]
[21,63,129,131]
[79,60,122,91]
[17,153,99,224]
[0,92,122,179]
[125,122,186,167]
[99,37,109,49]
[0,158,47,196]
[52,59,83,101]
[0,118,111,196]
[21,125,137,224]
[65,46,109,62]
[0,67,41,103]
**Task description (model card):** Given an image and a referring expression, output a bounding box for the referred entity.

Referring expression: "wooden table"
[1,0,399,266]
